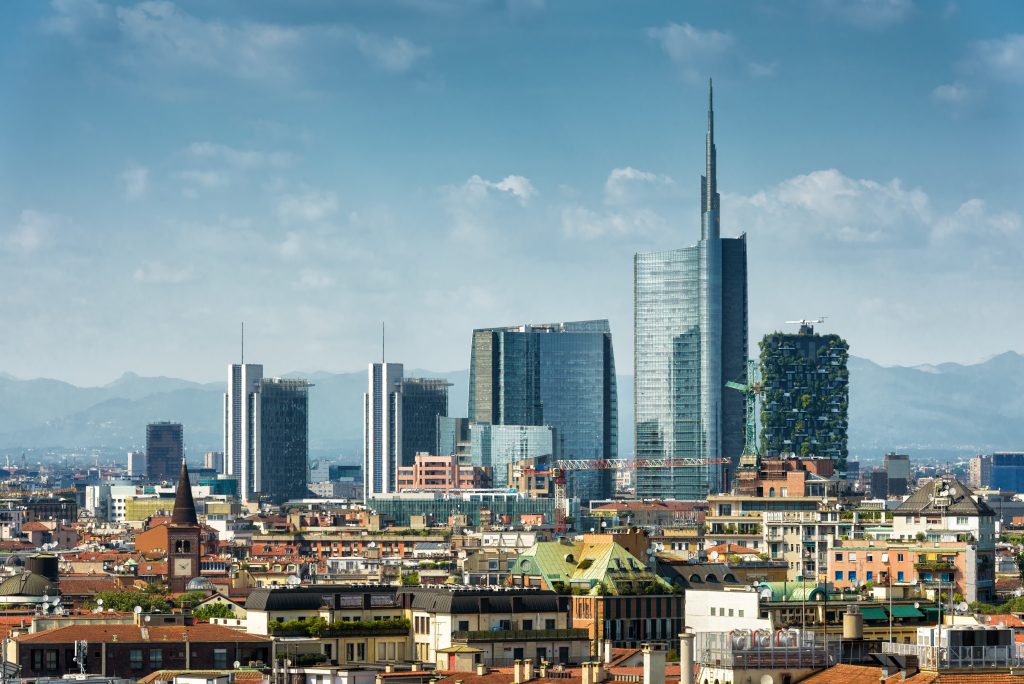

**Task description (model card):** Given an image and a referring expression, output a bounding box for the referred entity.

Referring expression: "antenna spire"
[701,77,720,240]
[241,322,244,365]
[381,321,385,364]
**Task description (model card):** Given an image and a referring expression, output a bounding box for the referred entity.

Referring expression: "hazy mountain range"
[1,352,1023,463]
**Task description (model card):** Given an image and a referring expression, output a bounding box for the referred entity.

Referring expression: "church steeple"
[171,458,198,526]
[701,77,721,241]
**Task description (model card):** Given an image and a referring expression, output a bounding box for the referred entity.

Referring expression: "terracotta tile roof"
[17,623,271,644]
[705,543,760,555]
[796,665,1024,684]
[58,576,120,594]
[138,670,266,684]
[21,521,55,532]
[607,648,642,667]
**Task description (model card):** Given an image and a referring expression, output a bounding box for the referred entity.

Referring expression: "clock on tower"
[167,458,202,593]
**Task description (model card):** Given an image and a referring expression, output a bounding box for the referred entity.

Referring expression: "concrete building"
[127,451,146,478]
[990,452,1024,493]
[396,453,491,491]
[225,363,263,500]
[400,378,450,468]
[364,362,404,500]
[253,378,312,504]
[885,452,911,496]
[203,451,225,474]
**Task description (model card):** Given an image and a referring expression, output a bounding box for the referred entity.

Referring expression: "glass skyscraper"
[470,423,557,490]
[400,377,450,466]
[253,378,312,504]
[468,320,617,501]
[634,80,748,500]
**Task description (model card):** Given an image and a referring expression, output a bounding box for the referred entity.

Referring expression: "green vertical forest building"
[759,327,849,468]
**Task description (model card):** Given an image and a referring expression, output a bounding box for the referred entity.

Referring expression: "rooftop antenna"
[381,321,385,364]
[241,321,245,365]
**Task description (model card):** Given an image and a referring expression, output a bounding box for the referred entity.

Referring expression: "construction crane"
[725,359,762,468]
[785,317,826,334]
[525,456,730,533]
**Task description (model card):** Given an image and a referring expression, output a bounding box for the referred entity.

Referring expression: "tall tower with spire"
[167,458,202,592]
[633,79,748,500]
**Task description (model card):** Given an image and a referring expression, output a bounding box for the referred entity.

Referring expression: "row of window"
[708,607,745,618]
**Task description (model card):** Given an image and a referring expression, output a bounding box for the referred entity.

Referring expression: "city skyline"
[2,2,1023,386]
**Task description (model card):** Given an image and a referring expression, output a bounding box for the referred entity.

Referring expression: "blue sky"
[1,0,1022,385]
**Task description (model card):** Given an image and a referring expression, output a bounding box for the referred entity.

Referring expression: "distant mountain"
[1,353,1022,461]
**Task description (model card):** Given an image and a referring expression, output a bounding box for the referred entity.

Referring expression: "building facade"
[634,80,747,500]
[990,452,1024,492]
[759,326,849,466]
[468,321,618,501]
[396,454,491,491]
[969,454,992,489]
[470,423,557,491]
[885,453,911,496]
[364,362,404,500]
[224,363,263,500]
[253,378,312,504]
[400,378,450,468]
[146,422,183,483]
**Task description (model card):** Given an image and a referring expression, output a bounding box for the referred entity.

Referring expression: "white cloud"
[560,205,667,240]
[343,30,431,73]
[186,142,293,169]
[647,23,734,81]
[5,210,59,253]
[277,190,339,223]
[177,169,230,193]
[931,81,974,104]
[604,166,674,206]
[121,164,148,200]
[43,0,111,37]
[932,199,1022,242]
[812,0,914,30]
[748,61,778,78]
[442,174,536,240]
[132,261,192,284]
[458,174,536,204]
[278,231,303,258]
[967,33,1024,84]
[294,269,335,290]
[728,169,931,244]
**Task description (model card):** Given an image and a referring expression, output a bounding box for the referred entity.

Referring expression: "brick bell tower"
[167,458,202,593]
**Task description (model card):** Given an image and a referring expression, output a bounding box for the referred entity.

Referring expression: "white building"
[225,363,263,502]
[363,362,403,500]
[683,586,771,634]
[127,451,146,478]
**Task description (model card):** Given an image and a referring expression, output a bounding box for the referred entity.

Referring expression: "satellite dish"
[958,602,969,613]
[144,615,151,623]
[710,551,719,561]
[134,606,142,615]
[914,602,920,609]
[96,598,104,606]
[233,661,241,669]
[287,575,301,586]
[760,675,775,684]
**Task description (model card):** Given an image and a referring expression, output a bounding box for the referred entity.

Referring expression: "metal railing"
[882,642,1021,670]
[452,628,589,642]
[695,632,829,669]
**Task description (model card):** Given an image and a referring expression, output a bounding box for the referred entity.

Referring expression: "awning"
[889,604,924,618]
[859,606,889,621]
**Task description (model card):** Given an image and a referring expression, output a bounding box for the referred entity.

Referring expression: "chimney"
[476,664,486,676]
[581,662,593,684]
[523,658,533,682]
[385,665,395,673]
[411,664,421,672]
[539,661,548,678]
[679,633,695,684]
[603,640,612,664]
[514,660,523,684]
[594,660,606,684]
[642,644,665,684]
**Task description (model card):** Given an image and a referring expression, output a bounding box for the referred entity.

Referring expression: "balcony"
[914,559,954,572]
[452,628,590,643]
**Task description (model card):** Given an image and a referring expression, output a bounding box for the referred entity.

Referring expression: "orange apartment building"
[396,454,491,491]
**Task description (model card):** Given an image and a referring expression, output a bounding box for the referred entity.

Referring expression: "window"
[44,650,58,672]
[728,609,734,617]
[957,517,968,525]
[31,650,43,672]
[130,650,144,670]
[848,553,857,562]
[710,607,716,616]
[897,571,905,582]
[545,619,556,630]
[738,610,744,618]
[458,620,469,631]
[213,649,228,670]
[150,649,163,669]
[866,571,874,581]
[881,553,889,563]
[848,571,856,581]
[523,620,533,630]
[835,553,843,561]
[835,571,842,581]
[897,553,904,562]
[866,554,874,562]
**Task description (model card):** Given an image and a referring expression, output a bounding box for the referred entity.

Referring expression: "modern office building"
[253,378,312,504]
[990,452,1024,493]
[470,423,557,491]
[969,454,992,489]
[870,468,888,498]
[364,362,404,500]
[759,324,849,467]
[437,416,472,459]
[884,452,911,496]
[203,451,225,474]
[468,320,617,500]
[400,377,450,467]
[127,451,146,478]
[634,80,748,500]
[224,363,263,498]
[146,422,183,482]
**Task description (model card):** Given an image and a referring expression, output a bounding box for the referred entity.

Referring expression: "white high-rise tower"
[363,362,403,500]
[224,363,263,502]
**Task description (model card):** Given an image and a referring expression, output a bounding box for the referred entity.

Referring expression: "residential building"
[225,363,264,500]
[364,362,404,499]
[469,320,618,501]
[400,586,583,668]
[990,452,1024,492]
[15,624,271,679]
[396,453,491,491]
[684,586,770,633]
[203,451,225,474]
[253,378,312,504]
[885,453,911,496]
[470,424,557,490]
[634,80,747,500]
[368,490,571,527]
[759,325,849,466]
[507,458,553,498]
[146,422,183,483]
[400,378,450,468]
[969,454,992,489]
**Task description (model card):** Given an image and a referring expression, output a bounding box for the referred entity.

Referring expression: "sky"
[1,0,1022,386]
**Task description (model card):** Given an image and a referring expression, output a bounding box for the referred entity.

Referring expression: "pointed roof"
[171,459,198,526]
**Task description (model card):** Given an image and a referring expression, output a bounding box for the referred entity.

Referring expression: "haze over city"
[2,0,1022,386]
